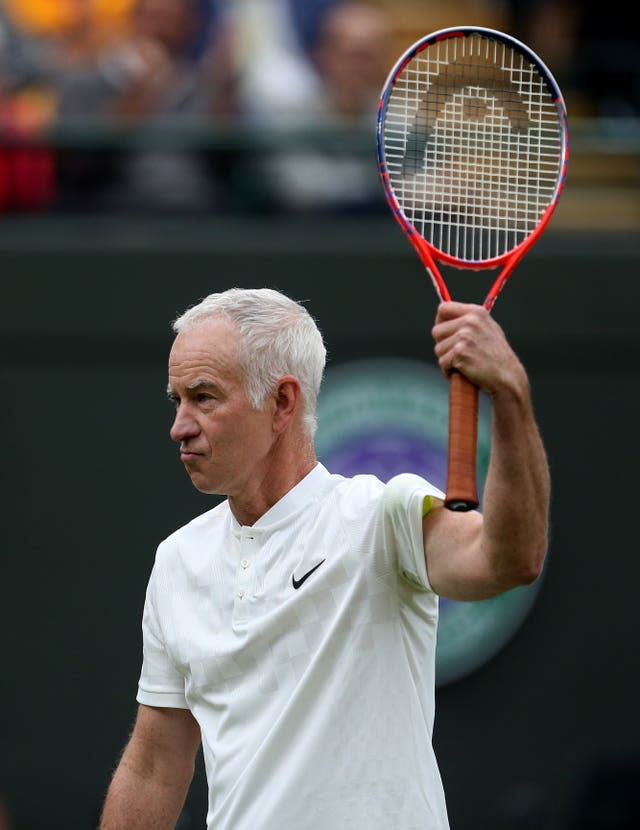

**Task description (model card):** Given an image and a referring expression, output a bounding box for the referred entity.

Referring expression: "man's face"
[167,318,275,496]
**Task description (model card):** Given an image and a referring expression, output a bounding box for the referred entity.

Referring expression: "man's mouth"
[180,448,202,461]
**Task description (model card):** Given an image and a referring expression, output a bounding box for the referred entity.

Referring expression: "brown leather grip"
[445,371,479,511]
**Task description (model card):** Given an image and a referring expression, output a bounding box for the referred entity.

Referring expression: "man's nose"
[170,405,199,443]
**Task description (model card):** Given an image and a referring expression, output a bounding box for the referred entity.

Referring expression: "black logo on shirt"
[292,559,326,590]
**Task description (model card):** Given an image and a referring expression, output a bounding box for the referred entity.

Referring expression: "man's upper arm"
[422,505,494,601]
[123,704,201,785]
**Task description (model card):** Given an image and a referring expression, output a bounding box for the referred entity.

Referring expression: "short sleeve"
[381,473,444,592]
[136,559,188,709]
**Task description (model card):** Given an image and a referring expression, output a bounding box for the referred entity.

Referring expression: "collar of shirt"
[230,462,331,537]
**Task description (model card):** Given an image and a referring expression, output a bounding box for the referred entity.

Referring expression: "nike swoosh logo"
[292,559,326,590]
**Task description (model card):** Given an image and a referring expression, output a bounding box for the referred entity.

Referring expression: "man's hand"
[432,301,527,396]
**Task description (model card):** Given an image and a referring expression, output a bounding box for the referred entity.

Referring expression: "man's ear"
[272,375,301,434]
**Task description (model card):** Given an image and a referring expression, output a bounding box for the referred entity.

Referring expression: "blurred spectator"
[226,0,330,125]
[56,0,208,118]
[1,0,134,67]
[288,0,344,53]
[235,0,392,212]
[52,0,225,212]
[0,5,48,93]
[312,0,391,119]
[0,7,56,212]
[2,0,636,217]
[0,123,56,212]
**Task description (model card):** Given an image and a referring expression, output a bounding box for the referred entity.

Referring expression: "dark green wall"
[1,216,639,829]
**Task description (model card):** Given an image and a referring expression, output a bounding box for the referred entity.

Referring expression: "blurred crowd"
[0,0,637,215]
[0,0,395,214]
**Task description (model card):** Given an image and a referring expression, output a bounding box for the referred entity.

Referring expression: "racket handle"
[445,371,479,511]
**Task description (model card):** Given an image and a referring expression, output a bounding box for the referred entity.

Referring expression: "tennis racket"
[377,26,569,511]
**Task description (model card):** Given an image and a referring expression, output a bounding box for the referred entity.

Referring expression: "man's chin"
[186,472,226,497]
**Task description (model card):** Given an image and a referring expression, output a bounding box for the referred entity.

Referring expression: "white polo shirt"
[137,464,449,830]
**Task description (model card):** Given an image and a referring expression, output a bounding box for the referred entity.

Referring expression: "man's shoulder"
[323,471,387,515]
[156,499,230,558]
[326,470,443,518]
[328,470,435,499]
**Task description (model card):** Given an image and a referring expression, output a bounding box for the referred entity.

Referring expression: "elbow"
[509,542,547,587]
[492,540,547,592]
[517,560,543,587]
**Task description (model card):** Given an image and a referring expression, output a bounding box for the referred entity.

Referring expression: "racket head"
[376,26,569,293]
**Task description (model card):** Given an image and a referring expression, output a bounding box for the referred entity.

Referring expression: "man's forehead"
[168,320,241,387]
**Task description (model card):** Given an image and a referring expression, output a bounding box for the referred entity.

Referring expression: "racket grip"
[445,371,479,511]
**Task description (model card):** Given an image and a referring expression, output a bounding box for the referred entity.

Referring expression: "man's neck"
[228,442,318,527]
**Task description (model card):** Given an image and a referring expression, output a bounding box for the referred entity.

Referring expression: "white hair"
[172,288,327,437]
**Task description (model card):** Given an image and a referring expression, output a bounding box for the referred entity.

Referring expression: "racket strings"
[383,33,564,262]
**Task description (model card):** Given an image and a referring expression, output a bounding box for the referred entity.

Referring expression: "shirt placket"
[233,529,258,626]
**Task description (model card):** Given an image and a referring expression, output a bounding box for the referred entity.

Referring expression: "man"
[100,287,549,830]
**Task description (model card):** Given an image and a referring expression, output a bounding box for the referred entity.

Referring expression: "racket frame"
[376,26,569,508]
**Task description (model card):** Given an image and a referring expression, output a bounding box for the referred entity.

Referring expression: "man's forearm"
[100,756,193,830]
[481,378,550,588]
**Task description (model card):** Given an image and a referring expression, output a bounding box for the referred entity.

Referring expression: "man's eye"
[197,393,214,403]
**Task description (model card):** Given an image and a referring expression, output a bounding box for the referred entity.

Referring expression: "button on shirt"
[137,464,448,830]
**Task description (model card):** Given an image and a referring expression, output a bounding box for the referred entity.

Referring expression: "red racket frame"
[377,26,569,510]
